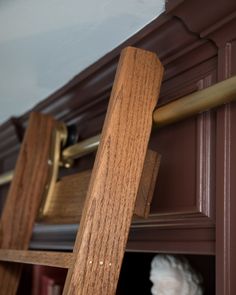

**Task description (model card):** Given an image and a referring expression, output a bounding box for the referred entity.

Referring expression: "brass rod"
[62,134,100,162]
[1,76,236,186]
[0,170,14,186]
[62,76,236,160]
[153,76,236,127]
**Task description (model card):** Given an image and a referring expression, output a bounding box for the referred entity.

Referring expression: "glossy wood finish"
[0,113,56,294]
[63,47,163,294]
[39,150,161,223]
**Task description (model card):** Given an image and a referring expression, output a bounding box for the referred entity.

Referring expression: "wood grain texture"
[39,170,91,224]
[135,150,161,218]
[0,249,73,268]
[39,150,161,223]
[63,46,163,295]
[0,113,56,294]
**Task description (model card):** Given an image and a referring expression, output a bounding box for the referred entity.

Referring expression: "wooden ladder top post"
[63,46,164,294]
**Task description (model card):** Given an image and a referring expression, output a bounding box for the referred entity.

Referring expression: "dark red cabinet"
[0,1,236,294]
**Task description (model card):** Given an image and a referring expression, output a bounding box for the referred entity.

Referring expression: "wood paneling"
[146,75,216,229]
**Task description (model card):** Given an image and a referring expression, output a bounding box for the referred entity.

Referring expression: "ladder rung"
[38,150,161,223]
[0,249,74,268]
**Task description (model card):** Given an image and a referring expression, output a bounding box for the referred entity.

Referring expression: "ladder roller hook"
[64,124,79,148]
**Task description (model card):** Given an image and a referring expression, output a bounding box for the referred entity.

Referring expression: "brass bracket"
[38,122,68,220]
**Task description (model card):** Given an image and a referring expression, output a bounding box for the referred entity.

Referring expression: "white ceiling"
[0,0,165,124]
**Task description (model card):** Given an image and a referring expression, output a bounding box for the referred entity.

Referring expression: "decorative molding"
[136,74,216,229]
[215,29,236,295]
[30,223,215,255]
[168,0,236,42]
[195,76,215,220]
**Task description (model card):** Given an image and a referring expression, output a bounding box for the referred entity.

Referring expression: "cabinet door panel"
[151,117,197,212]
[138,76,216,229]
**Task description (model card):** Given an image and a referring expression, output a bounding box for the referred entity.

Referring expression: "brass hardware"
[57,122,68,147]
[153,75,236,127]
[61,76,236,161]
[1,76,236,186]
[62,134,100,162]
[0,171,14,186]
[38,122,67,219]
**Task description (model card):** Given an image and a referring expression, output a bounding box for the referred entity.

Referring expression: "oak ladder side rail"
[0,113,56,294]
[63,47,163,294]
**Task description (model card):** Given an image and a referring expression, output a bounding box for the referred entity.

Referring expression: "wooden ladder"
[0,47,163,295]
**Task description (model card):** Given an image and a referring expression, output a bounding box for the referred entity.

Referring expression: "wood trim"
[195,75,215,220]
[29,223,215,255]
[214,37,236,295]
[169,0,236,38]
[215,104,234,295]
[132,74,216,229]
[215,44,236,294]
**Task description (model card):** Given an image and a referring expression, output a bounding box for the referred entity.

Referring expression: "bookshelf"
[1,1,236,293]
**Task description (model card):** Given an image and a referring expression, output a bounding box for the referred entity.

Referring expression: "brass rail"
[153,75,236,127]
[62,134,100,162]
[0,171,14,186]
[1,76,236,186]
